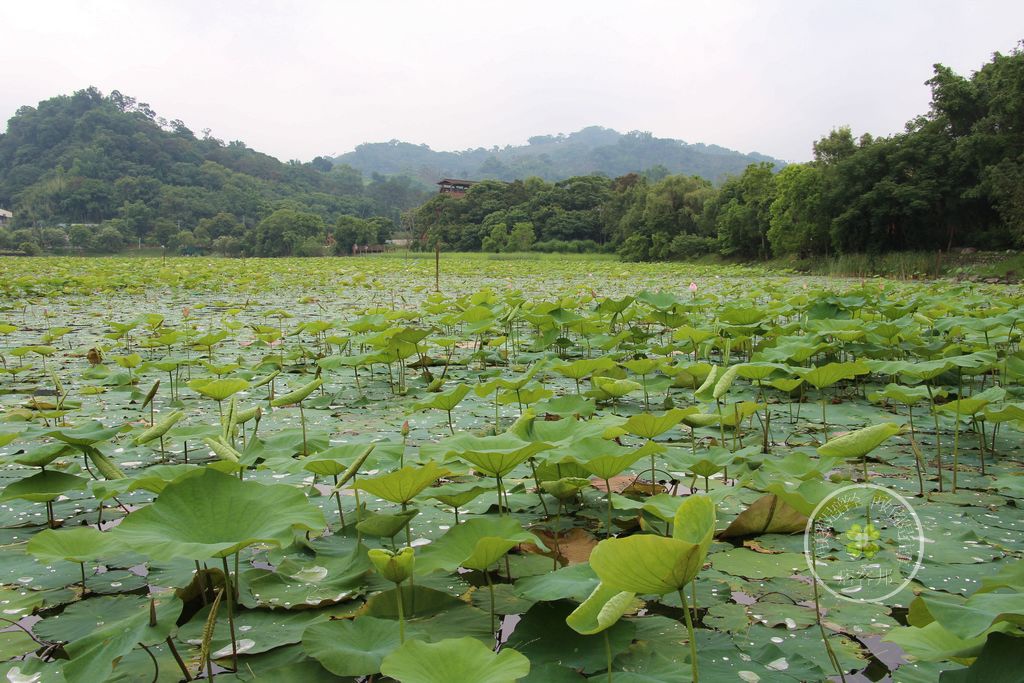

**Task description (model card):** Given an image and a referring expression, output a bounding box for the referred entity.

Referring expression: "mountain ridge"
[334,125,785,185]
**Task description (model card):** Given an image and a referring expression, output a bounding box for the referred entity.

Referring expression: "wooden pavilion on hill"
[437,179,476,197]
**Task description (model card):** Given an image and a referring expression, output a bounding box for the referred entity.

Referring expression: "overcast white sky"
[1,1,1021,163]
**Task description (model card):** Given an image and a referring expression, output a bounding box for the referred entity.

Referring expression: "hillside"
[0,87,428,253]
[334,126,785,185]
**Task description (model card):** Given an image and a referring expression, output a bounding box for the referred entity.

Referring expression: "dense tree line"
[414,45,1024,260]
[0,88,427,255]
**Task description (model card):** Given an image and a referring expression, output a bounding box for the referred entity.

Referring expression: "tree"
[507,222,536,252]
[481,224,509,253]
[254,209,325,257]
[94,223,125,253]
[332,215,380,255]
[768,164,828,256]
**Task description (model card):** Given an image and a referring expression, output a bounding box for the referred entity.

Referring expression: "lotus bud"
[401,420,410,437]
[369,547,415,584]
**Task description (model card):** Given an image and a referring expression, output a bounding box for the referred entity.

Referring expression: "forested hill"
[334,126,784,184]
[0,87,428,254]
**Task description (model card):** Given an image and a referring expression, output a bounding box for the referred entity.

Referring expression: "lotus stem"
[165,636,193,681]
[333,474,346,529]
[812,576,846,683]
[604,629,613,683]
[820,399,829,442]
[604,477,613,538]
[528,458,549,516]
[485,567,497,636]
[926,386,942,492]
[221,557,238,672]
[139,642,159,683]
[396,580,406,643]
[951,404,961,493]
[679,587,699,683]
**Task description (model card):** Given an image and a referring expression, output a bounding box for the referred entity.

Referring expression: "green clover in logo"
[845,523,881,559]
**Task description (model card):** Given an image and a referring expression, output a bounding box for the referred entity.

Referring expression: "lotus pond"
[1,254,1023,682]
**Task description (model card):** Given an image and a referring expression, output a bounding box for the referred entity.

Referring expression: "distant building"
[0,209,12,226]
[437,179,476,197]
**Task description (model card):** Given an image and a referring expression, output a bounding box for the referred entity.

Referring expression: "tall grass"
[783,251,945,279]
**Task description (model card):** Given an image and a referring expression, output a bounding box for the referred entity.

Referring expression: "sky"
[1,1,1022,163]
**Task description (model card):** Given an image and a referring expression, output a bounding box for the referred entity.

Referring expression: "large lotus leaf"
[671,493,716,558]
[882,620,999,662]
[45,421,123,446]
[506,599,636,675]
[795,361,869,389]
[592,376,641,399]
[355,461,448,504]
[710,548,806,579]
[904,359,955,381]
[114,468,325,560]
[977,559,1024,594]
[27,527,122,564]
[719,494,809,537]
[356,508,420,538]
[301,443,378,476]
[763,478,837,517]
[938,632,1020,683]
[920,592,1024,640]
[6,442,73,467]
[621,408,694,439]
[622,358,661,376]
[50,594,179,683]
[414,383,471,411]
[445,433,553,478]
[508,411,606,443]
[416,516,547,573]
[303,616,401,677]
[984,402,1024,424]
[243,550,371,608]
[936,386,1006,417]
[427,481,494,508]
[673,325,718,346]
[188,377,250,401]
[589,534,703,595]
[0,470,88,503]
[558,437,662,480]
[0,630,36,661]
[177,603,343,658]
[514,562,600,602]
[817,422,901,459]
[735,362,790,381]
[566,582,639,635]
[761,450,838,481]
[535,394,597,418]
[552,357,617,381]
[0,430,25,449]
[380,637,530,683]
[869,383,935,406]
[125,463,202,494]
[539,477,591,501]
[664,446,739,479]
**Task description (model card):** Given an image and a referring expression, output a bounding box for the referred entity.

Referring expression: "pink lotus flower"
[688,282,698,292]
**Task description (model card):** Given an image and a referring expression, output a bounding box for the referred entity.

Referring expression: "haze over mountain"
[335,126,785,185]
